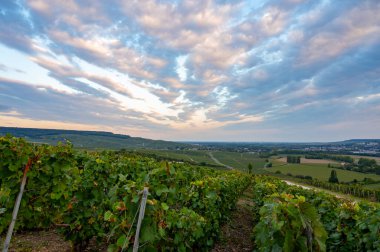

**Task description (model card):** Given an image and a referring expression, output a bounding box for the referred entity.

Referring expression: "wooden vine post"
[2,158,33,252]
[132,187,149,252]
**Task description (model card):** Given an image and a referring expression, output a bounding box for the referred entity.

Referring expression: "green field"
[133,149,219,165]
[211,151,267,171]
[130,150,380,182]
[267,159,380,182]
[133,149,268,172]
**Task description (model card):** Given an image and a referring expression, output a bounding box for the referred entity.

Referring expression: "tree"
[287,156,301,164]
[358,158,376,167]
[328,170,339,183]
[248,163,253,174]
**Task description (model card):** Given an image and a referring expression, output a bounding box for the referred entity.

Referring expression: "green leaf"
[206,191,217,200]
[207,239,214,246]
[158,227,166,237]
[178,243,186,252]
[107,244,118,252]
[169,166,175,175]
[118,174,127,182]
[141,224,156,243]
[156,186,169,196]
[50,192,61,200]
[116,235,127,247]
[284,231,294,252]
[104,211,113,221]
[132,195,140,203]
[161,202,169,211]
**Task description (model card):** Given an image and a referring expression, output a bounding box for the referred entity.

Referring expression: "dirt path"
[283,180,359,202]
[212,188,254,252]
[1,230,70,252]
[1,229,107,252]
[208,152,233,170]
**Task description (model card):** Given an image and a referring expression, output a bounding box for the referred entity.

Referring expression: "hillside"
[0,127,189,150]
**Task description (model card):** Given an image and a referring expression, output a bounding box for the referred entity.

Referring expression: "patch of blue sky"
[15,0,35,30]
[175,54,188,82]
[0,43,77,93]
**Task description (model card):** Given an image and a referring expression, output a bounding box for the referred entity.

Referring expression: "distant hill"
[338,139,380,144]
[0,127,190,150]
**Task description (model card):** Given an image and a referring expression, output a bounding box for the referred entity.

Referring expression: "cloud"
[297,1,380,65]
[122,0,236,48]
[144,107,263,131]
[259,6,289,35]
[0,1,36,53]
[355,93,380,103]
[0,0,379,141]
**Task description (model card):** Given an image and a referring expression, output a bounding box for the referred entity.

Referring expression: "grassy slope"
[0,127,189,150]
[35,134,187,149]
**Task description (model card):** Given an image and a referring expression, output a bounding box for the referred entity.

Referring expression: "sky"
[0,0,379,142]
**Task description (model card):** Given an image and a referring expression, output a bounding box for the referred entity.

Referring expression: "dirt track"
[208,152,233,169]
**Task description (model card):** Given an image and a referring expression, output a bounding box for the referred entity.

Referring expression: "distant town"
[188,139,380,156]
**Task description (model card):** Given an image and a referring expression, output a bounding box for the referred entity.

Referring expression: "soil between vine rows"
[212,188,254,252]
[1,229,106,252]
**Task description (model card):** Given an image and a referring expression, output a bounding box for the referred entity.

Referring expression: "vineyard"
[1,135,380,251]
[251,176,380,251]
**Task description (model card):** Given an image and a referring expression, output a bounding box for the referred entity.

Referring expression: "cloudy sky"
[0,0,379,142]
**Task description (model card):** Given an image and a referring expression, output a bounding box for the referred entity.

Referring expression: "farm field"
[267,159,380,182]
[276,156,339,164]
[132,149,219,165]
[134,149,268,172]
[210,151,267,171]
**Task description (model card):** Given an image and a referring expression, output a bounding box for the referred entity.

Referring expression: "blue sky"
[0,0,379,142]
